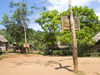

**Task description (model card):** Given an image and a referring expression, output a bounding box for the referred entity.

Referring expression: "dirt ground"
[0,55,100,75]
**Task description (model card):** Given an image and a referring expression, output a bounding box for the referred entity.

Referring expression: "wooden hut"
[84,32,100,57]
[46,41,69,55]
[54,41,69,50]
[91,32,100,49]
[0,35,8,51]
[47,41,69,50]
[86,32,100,56]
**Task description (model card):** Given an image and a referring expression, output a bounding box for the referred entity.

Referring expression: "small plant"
[44,50,51,55]
[75,71,85,75]
[37,51,41,54]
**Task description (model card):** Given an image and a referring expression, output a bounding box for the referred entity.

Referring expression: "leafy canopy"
[59,6,99,45]
[58,6,100,56]
[35,10,60,47]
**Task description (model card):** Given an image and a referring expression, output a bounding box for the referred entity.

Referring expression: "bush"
[78,44,91,57]
[44,50,51,55]
[14,48,16,52]
[93,50,99,57]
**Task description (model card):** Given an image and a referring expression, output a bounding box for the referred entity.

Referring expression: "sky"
[0,0,100,31]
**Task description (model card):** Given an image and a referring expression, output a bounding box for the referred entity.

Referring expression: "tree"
[27,29,44,51]
[0,29,5,36]
[58,6,100,56]
[0,1,39,45]
[35,10,60,54]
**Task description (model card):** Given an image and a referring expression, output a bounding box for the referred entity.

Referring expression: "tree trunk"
[28,48,29,54]
[69,0,78,71]
[51,47,53,55]
[24,28,28,55]
[57,50,58,54]
[24,29,27,43]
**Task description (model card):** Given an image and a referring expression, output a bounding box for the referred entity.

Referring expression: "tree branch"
[41,0,47,3]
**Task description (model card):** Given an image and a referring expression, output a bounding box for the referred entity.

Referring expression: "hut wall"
[91,44,100,49]
[0,46,6,51]
[0,42,6,51]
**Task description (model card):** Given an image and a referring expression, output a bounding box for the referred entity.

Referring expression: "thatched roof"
[0,35,8,42]
[54,41,69,49]
[54,46,69,50]
[92,32,100,42]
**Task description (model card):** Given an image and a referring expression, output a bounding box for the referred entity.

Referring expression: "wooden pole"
[24,28,27,55]
[24,27,27,43]
[69,0,78,71]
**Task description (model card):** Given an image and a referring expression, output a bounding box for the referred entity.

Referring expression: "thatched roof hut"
[0,35,8,42]
[47,41,69,50]
[55,41,69,50]
[91,32,100,49]
[0,35,8,51]
[92,32,100,43]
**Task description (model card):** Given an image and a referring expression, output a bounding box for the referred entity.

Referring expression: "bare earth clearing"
[0,55,100,75]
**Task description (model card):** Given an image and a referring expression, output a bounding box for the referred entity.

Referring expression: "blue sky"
[0,0,100,31]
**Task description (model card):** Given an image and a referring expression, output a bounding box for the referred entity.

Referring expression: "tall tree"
[1,1,39,45]
[58,6,100,56]
[35,10,60,54]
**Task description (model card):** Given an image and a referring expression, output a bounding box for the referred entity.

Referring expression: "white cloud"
[29,23,44,31]
[98,0,100,2]
[96,12,100,20]
[47,0,95,12]
[28,14,44,31]
[29,0,100,31]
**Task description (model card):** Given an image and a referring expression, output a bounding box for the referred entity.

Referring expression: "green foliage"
[78,44,91,57]
[14,48,16,52]
[35,10,60,48]
[35,6,100,56]
[0,1,39,45]
[45,50,52,55]
[75,71,85,75]
[58,6,100,56]
[0,29,5,36]
[89,38,96,46]
[0,29,15,44]
[57,31,72,44]
[60,6,99,44]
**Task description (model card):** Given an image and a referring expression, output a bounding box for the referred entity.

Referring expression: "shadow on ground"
[11,58,73,72]
[55,63,73,72]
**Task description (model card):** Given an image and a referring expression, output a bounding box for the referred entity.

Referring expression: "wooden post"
[24,28,27,43]
[26,47,27,55]
[69,0,78,71]
[51,47,53,55]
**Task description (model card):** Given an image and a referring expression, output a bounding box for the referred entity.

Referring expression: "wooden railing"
[84,53,100,57]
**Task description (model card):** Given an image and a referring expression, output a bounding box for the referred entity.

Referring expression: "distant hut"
[47,41,69,55]
[84,32,100,57]
[91,32,100,49]
[0,35,8,51]
[54,41,69,50]
[47,41,69,50]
